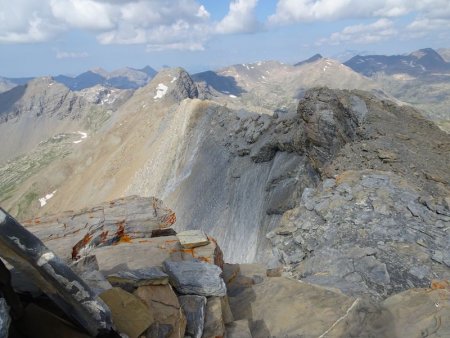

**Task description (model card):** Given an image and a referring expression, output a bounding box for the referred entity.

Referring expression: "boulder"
[134,285,186,338]
[228,276,360,337]
[0,298,10,338]
[23,196,176,260]
[179,295,207,338]
[107,267,168,291]
[163,261,226,297]
[177,230,210,249]
[0,208,116,337]
[99,287,153,338]
[202,297,225,338]
[380,288,450,337]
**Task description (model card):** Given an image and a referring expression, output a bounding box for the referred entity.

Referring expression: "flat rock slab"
[0,208,115,337]
[163,261,226,297]
[92,236,222,274]
[23,196,176,260]
[134,285,186,338]
[107,267,168,291]
[99,287,153,338]
[228,276,358,337]
[177,230,210,249]
[179,295,207,338]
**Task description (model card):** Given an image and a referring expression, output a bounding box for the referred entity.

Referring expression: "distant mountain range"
[0,66,157,93]
[344,48,450,76]
[54,65,157,90]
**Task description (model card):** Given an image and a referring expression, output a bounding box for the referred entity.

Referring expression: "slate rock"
[179,295,207,338]
[0,208,115,337]
[177,230,210,249]
[107,267,168,292]
[202,297,225,338]
[134,285,186,338]
[99,287,153,338]
[0,298,10,338]
[269,170,450,299]
[80,270,112,296]
[163,261,226,297]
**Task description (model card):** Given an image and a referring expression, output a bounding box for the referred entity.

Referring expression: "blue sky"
[0,0,449,77]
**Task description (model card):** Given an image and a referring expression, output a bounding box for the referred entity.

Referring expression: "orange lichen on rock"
[431,280,450,290]
[71,233,93,260]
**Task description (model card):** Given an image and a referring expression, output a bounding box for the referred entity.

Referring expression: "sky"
[0,0,449,77]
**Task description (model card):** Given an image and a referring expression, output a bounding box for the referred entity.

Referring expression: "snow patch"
[171,77,177,83]
[73,131,87,144]
[154,83,168,99]
[229,94,237,98]
[39,190,57,207]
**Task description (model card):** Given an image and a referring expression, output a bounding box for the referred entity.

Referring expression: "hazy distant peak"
[294,53,323,66]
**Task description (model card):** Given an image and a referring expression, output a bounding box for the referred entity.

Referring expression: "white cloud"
[318,19,398,45]
[0,0,212,50]
[56,50,89,59]
[269,0,450,24]
[216,0,261,34]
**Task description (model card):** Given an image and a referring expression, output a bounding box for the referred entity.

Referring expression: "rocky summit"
[0,58,449,337]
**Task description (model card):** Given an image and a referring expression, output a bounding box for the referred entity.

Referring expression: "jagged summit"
[143,67,198,103]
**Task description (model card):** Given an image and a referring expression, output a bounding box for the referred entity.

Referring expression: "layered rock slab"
[23,195,176,260]
[163,260,226,297]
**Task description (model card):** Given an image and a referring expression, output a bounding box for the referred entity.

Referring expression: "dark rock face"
[0,208,116,336]
[0,298,10,338]
[163,261,227,297]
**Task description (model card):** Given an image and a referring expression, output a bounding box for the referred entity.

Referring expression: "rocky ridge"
[0,195,449,337]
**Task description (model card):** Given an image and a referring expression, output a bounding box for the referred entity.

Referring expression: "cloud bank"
[0,0,449,49]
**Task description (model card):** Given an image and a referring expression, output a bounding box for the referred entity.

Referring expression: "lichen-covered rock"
[163,261,226,297]
[23,196,176,260]
[91,235,222,274]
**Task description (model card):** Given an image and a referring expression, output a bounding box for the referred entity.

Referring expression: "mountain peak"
[145,67,198,102]
[294,54,323,67]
